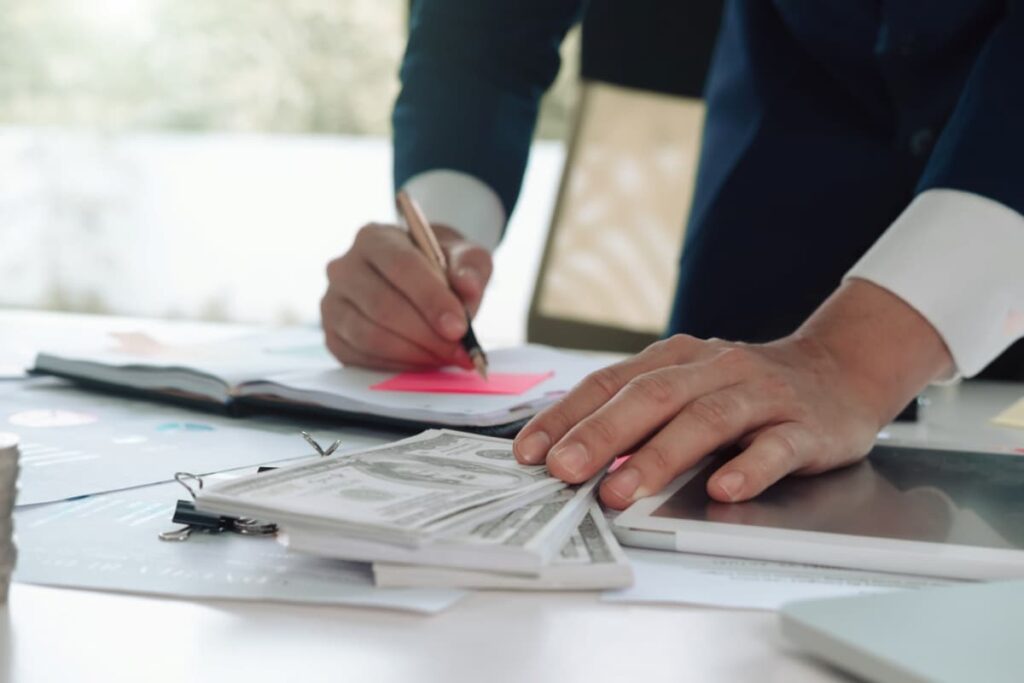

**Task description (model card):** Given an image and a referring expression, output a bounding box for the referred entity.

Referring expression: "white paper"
[249,344,605,427]
[12,482,465,614]
[35,326,333,389]
[602,548,957,611]
[1,310,254,379]
[2,379,388,506]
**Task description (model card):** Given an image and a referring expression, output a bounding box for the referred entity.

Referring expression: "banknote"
[197,430,567,546]
[285,476,599,574]
[372,504,634,589]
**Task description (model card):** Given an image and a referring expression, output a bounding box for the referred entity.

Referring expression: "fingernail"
[549,442,589,479]
[606,468,641,502]
[456,267,481,292]
[715,471,746,501]
[515,431,550,464]
[439,311,466,340]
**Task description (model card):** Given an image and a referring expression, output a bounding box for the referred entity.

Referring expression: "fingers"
[321,296,461,370]
[336,259,465,364]
[599,383,777,509]
[322,222,493,370]
[544,358,740,484]
[513,335,709,465]
[323,329,429,372]
[437,227,493,317]
[359,225,473,342]
[705,423,811,503]
[512,331,884,509]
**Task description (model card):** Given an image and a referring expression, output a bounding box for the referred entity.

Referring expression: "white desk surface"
[3,311,1023,683]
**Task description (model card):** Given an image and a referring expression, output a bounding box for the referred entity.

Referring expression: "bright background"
[0,0,581,347]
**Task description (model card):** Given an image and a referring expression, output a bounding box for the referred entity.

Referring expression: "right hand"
[321,222,493,370]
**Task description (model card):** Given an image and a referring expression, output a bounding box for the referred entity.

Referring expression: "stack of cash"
[0,433,18,603]
[373,503,634,590]
[197,429,632,588]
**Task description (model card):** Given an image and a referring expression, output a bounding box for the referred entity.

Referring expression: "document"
[196,430,567,546]
[602,549,956,611]
[0,309,253,379]
[36,329,608,429]
[2,379,386,506]
[36,326,334,398]
[252,344,602,428]
[13,482,466,614]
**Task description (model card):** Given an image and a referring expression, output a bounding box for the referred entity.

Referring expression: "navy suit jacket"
[394,1,1024,376]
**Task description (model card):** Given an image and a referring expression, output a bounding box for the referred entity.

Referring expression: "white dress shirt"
[846,189,1024,378]
[401,170,506,252]
[403,170,1024,379]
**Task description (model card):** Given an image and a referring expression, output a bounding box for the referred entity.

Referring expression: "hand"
[513,280,954,509]
[321,223,492,370]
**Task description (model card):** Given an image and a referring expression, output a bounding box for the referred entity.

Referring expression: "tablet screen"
[652,445,1024,550]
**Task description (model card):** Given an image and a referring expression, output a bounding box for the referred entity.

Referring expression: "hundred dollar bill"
[285,476,599,574]
[196,430,568,547]
[371,504,633,589]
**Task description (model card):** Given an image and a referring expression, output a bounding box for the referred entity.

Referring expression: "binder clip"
[158,472,278,542]
[158,433,340,541]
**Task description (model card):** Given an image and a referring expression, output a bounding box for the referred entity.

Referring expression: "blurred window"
[0,1,578,335]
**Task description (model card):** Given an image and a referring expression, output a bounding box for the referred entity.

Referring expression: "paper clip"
[301,431,341,457]
[158,472,278,542]
[256,432,341,473]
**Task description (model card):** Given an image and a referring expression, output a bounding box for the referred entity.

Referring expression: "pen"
[395,190,489,380]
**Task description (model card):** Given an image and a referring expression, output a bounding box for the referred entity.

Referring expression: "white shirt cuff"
[846,189,1024,378]
[399,170,506,251]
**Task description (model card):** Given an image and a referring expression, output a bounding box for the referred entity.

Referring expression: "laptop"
[779,579,1024,683]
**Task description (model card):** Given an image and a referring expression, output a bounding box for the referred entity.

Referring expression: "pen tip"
[471,352,489,382]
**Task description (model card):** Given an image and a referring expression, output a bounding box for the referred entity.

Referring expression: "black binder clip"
[158,472,278,542]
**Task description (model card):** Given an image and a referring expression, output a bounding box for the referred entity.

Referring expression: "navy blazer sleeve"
[917,2,1024,215]
[393,0,583,218]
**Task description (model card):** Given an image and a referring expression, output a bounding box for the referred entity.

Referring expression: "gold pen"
[395,190,489,380]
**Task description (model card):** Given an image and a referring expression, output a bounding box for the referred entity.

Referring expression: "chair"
[527,1,723,353]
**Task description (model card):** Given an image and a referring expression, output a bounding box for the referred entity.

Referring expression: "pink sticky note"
[371,370,554,395]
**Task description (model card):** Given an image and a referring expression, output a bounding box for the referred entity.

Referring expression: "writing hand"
[321,223,491,370]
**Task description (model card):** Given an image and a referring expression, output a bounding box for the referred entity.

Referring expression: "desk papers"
[2,380,377,506]
[13,482,465,614]
[992,396,1024,429]
[35,328,608,429]
[603,549,956,611]
[373,504,633,590]
[247,345,600,428]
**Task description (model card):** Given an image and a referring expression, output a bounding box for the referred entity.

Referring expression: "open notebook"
[33,328,608,434]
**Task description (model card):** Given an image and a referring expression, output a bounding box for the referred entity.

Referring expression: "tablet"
[613,444,1024,580]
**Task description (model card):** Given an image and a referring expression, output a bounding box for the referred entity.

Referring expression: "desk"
[2,312,1023,683]
[2,586,832,683]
